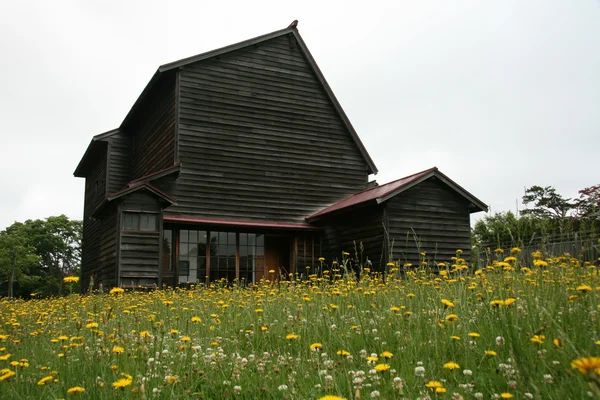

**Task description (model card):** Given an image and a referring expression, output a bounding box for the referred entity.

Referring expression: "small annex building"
[74,21,487,290]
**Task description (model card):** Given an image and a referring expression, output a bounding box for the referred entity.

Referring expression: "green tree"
[574,184,600,219]
[0,215,82,297]
[521,185,574,219]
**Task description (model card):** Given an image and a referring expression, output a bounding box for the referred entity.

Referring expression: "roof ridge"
[347,166,437,198]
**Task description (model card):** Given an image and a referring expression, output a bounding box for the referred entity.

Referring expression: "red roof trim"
[163,216,319,231]
[307,167,437,220]
[108,182,176,204]
[129,163,181,185]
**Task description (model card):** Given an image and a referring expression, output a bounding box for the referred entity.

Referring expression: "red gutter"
[163,216,319,231]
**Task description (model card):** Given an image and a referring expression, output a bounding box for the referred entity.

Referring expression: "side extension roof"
[307,167,488,221]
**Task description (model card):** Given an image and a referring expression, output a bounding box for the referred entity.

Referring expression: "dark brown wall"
[118,191,163,285]
[81,150,113,291]
[169,33,369,223]
[386,177,472,265]
[319,204,386,270]
[107,131,132,194]
[129,74,177,180]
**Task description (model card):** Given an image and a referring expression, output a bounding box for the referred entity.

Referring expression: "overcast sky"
[0,1,599,230]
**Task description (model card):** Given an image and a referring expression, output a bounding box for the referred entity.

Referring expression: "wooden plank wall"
[80,150,109,291]
[171,33,369,223]
[319,204,386,271]
[107,131,131,194]
[386,177,472,265]
[96,210,118,288]
[118,191,163,285]
[128,74,176,180]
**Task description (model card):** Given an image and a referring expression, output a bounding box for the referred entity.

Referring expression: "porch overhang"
[163,216,320,231]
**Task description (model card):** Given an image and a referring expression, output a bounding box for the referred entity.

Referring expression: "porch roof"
[163,216,320,231]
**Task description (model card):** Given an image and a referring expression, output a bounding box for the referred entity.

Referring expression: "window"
[239,233,264,283]
[179,230,208,284]
[123,212,158,231]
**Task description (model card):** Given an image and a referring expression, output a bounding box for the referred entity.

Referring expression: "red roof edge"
[128,163,181,185]
[108,182,177,204]
[307,167,437,221]
[163,216,319,231]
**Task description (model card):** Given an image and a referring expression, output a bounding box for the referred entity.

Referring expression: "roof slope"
[118,21,377,175]
[307,167,488,220]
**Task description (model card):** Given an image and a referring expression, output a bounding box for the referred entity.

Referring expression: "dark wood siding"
[170,33,369,223]
[129,74,176,180]
[107,131,132,194]
[80,150,111,291]
[319,204,386,270]
[386,177,472,265]
[118,191,163,285]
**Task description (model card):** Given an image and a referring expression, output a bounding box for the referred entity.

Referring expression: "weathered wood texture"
[80,150,114,291]
[118,191,163,284]
[386,177,472,265]
[169,33,369,223]
[128,74,176,180]
[319,204,386,270]
[107,131,132,194]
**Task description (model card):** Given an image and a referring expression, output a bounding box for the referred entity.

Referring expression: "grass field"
[1,249,599,399]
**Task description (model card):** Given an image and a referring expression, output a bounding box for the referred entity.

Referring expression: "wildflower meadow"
[1,249,599,399]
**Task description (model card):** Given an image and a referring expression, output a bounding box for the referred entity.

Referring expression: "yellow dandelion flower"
[441,299,455,308]
[468,332,480,338]
[191,316,201,323]
[112,378,132,389]
[181,336,191,342]
[319,396,347,400]
[501,393,514,399]
[445,314,459,323]
[380,351,393,358]
[112,346,124,354]
[577,284,593,292]
[374,363,390,372]
[37,375,53,386]
[530,335,545,344]
[0,369,15,381]
[310,343,323,351]
[337,350,351,357]
[286,333,299,340]
[443,361,460,370]
[571,357,600,375]
[484,350,497,357]
[67,386,85,395]
[425,380,442,389]
[450,335,460,341]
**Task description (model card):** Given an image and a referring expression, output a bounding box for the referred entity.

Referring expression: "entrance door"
[264,235,291,278]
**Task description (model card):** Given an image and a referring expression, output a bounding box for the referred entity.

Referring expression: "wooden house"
[74,22,487,290]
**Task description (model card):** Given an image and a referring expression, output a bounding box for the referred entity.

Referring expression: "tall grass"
[0,251,599,399]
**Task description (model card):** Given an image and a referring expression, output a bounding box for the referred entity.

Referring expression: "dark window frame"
[122,211,159,232]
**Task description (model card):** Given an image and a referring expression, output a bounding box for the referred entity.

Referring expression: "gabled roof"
[307,167,488,221]
[119,21,378,175]
[90,182,176,218]
[74,129,121,177]
[108,182,176,204]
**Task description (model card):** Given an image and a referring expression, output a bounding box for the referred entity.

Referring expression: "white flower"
[496,336,505,347]
[414,366,425,377]
[233,385,241,393]
[370,390,380,398]
[463,369,473,376]
[525,393,534,399]
[474,393,483,400]
[278,384,288,391]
